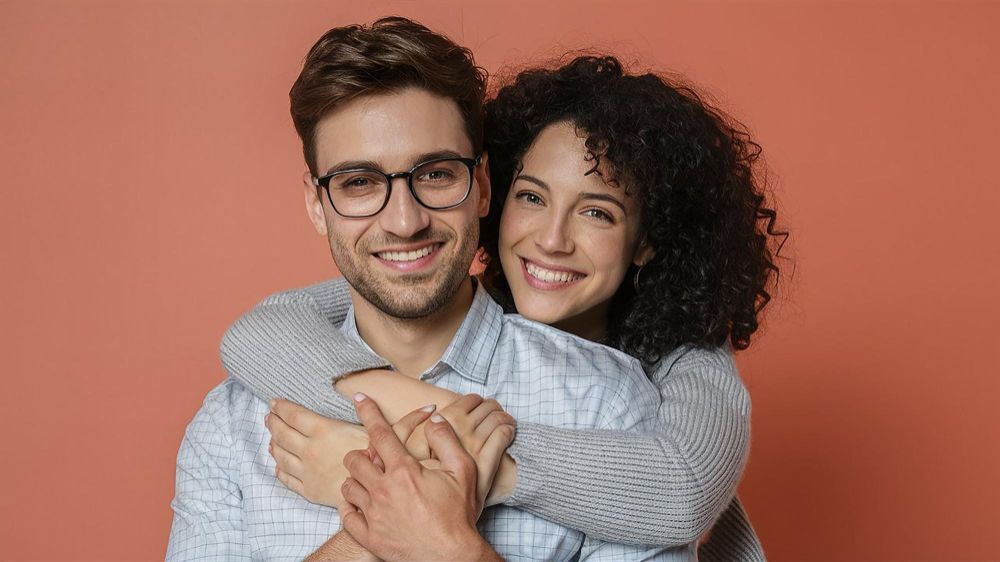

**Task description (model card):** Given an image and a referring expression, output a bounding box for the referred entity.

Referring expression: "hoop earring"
[633,265,645,292]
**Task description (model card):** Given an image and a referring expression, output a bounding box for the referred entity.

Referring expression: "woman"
[223,56,783,560]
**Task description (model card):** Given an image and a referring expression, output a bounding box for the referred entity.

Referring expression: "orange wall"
[2,1,998,560]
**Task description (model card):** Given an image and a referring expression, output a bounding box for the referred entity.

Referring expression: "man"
[166,17,667,561]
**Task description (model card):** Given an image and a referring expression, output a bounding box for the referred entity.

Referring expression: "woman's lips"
[520,257,585,290]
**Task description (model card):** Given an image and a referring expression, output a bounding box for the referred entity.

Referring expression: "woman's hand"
[409,394,516,507]
[339,393,505,562]
[265,398,435,507]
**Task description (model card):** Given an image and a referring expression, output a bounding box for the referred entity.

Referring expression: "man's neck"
[349,278,475,379]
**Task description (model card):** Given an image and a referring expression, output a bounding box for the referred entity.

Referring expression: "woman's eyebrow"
[579,192,626,213]
[514,174,550,190]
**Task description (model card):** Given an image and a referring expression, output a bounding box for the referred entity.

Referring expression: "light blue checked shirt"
[167,281,695,561]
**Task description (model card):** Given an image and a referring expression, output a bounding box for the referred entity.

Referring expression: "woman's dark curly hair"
[480,55,787,364]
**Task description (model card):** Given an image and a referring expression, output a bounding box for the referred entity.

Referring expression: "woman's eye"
[515,191,543,205]
[582,208,614,223]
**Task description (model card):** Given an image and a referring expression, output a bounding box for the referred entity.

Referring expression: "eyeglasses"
[312,155,482,218]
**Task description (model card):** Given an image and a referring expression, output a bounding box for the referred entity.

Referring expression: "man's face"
[304,87,490,319]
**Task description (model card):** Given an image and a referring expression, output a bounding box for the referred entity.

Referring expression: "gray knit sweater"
[219,277,765,560]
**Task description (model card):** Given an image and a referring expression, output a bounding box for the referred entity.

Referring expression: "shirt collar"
[339,278,502,384]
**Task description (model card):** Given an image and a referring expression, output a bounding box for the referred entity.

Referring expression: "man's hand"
[265,398,435,506]
[340,393,506,562]
[304,530,379,562]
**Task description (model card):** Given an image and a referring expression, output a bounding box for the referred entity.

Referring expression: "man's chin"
[356,276,455,320]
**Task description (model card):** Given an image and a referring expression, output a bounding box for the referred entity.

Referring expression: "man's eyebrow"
[413,149,466,164]
[323,160,381,176]
[322,150,469,176]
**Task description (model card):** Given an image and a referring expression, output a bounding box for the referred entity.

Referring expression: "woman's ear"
[633,236,656,267]
[302,171,329,236]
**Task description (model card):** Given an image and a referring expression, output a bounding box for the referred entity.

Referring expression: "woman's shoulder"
[649,345,748,397]
[654,344,736,375]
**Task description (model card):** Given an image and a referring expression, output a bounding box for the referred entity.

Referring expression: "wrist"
[444,527,492,561]
[486,455,517,506]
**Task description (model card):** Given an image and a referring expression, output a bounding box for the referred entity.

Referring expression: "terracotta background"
[2,1,998,560]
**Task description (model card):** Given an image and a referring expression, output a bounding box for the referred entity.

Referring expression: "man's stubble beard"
[328,221,480,320]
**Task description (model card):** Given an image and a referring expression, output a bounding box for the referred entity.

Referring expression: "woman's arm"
[220,277,391,424]
[698,496,766,562]
[500,346,756,547]
[221,282,761,554]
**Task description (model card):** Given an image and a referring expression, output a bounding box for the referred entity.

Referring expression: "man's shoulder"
[183,378,266,436]
[499,314,640,366]
[495,314,653,397]
[493,315,659,430]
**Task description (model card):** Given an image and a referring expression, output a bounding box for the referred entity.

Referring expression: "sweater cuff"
[326,347,392,381]
[501,423,549,508]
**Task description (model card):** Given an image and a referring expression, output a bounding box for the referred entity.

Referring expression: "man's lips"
[372,243,443,272]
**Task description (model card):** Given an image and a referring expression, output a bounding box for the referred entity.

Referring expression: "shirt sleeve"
[219,277,390,425]
[166,382,251,561]
[504,346,756,548]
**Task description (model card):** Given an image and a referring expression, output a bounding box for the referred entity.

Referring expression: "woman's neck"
[553,301,610,345]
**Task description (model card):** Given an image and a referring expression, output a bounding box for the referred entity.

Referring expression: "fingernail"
[354,392,367,402]
[430,413,444,423]
[420,404,436,413]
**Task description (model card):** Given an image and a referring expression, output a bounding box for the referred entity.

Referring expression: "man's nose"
[378,178,431,239]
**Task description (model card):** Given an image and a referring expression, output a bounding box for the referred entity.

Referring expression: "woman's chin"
[511,294,568,326]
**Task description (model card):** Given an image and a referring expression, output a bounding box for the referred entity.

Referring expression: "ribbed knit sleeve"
[698,497,766,562]
[218,279,764,559]
[219,277,389,425]
[504,346,763,557]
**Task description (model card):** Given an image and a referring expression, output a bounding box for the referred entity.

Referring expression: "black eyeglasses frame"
[312,155,482,218]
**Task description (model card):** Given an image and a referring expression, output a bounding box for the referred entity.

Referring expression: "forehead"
[314,87,472,173]
[521,122,633,198]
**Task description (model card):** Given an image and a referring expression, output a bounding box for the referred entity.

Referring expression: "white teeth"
[525,261,583,283]
[377,245,437,262]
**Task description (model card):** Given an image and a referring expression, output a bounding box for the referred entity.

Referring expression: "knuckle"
[369,425,394,444]
[498,424,515,442]
[484,399,502,411]
[342,449,363,468]
[371,484,392,503]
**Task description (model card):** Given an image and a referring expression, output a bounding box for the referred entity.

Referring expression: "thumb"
[424,414,476,484]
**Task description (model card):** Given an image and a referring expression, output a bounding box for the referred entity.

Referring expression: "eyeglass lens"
[327,159,471,217]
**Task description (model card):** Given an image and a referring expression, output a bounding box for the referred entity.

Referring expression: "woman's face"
[498,121,653,339]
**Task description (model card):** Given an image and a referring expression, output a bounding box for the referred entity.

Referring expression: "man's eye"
[421,169,455,182]
[335,174,380,190]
